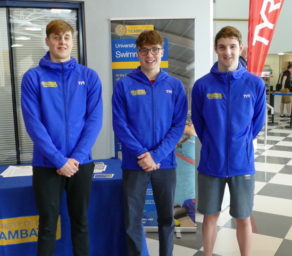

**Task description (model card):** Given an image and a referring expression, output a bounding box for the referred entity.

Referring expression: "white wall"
[214,0,292,54]
[213,0,292,88]
[270,0,292,54]
[73,0,213,159]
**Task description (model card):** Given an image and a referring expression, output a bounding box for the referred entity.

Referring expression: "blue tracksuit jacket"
[21,52,103,169]
[112,67,187,170]
[191,62,266,177]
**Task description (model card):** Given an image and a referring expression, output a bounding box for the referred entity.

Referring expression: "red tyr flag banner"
[247,0,285,76]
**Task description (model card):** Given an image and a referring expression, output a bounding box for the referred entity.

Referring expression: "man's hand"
[57,158,79,177]
[137,152,160,172]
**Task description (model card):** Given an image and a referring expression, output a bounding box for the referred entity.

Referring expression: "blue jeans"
[123,168,176,256]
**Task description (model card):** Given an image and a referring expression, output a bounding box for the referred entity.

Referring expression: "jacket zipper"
[226,73,231,177]
[62,64,69,153]
[151,83,155,148]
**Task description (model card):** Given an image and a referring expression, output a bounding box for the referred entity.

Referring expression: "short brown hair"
[215,26,242,47]
[46,20,74,37]
[136,30,163,48]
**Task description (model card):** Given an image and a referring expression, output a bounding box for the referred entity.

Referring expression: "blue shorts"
[198,173,255,219]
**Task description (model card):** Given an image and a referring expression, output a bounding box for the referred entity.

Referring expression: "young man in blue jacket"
[21,20,103,256]
[112,30,187,256]
[192,26,266,256]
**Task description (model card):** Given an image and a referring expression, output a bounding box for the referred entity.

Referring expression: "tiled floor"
[146,115,292,256]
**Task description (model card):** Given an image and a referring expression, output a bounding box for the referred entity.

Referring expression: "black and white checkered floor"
[146,115,292,256]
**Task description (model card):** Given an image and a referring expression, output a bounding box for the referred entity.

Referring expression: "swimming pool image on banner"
[174,133,197,232]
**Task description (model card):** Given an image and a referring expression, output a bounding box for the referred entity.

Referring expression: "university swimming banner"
[247,0,285,76]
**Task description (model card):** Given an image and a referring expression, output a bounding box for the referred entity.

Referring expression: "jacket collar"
[39,51,77,71]
[211,62,247,81]
[127,67,169,85]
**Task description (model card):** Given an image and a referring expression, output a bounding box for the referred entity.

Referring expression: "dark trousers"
[32,162,94,256]
[123,168,176,256]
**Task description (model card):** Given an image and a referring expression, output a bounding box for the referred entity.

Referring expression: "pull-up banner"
[247,0,285,76]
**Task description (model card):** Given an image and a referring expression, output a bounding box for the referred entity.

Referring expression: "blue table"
[0,158,127,256]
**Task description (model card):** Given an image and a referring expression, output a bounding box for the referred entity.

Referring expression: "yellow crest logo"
[207,93,222,99]
[41,81,58,87]
[131,89,146,96]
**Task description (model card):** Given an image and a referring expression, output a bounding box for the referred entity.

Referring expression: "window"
[0,1,84,165]
[0,9,16,164]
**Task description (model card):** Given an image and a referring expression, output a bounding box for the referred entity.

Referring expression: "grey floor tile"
[224,211,292,239]
[279,165,292,175]
[223,218,236,229]
[255,149,265,154]
[282,137,292,142]
[274,239,292,256]
[255,171,276,182]
[266,123,281,128]
[194,251,221,256]
[270,145,292,151]
[174,232,202,250]
[267,132,290,137]
[258,183,292,200]
[147,223,203,250]
[252,211,292,239]
[257,139,280,145]
[255,156,291,164]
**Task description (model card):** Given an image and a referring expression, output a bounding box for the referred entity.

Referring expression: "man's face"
[215,37,243,72]
[45,31,73,63]
[137,44,164,74]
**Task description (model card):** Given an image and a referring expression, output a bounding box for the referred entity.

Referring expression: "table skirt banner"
[0,216,61,245]
[0,159,129,256]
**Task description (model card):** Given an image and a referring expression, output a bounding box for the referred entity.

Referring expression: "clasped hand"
[137,152,160,172]
[56,158,79,177]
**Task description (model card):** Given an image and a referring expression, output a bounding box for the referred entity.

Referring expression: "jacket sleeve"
[21,71,67,169]
[191,81,205,142]
[112,81,148,156]
[70,71,103,162]
[150,82,187,163]
[252,79,266,138]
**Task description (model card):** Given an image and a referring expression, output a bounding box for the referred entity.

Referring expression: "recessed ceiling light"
[15,36,31,40]
[25,27,41,31]
[278,52,285,55]
[51,9,72,14]
[11,44,23,48]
